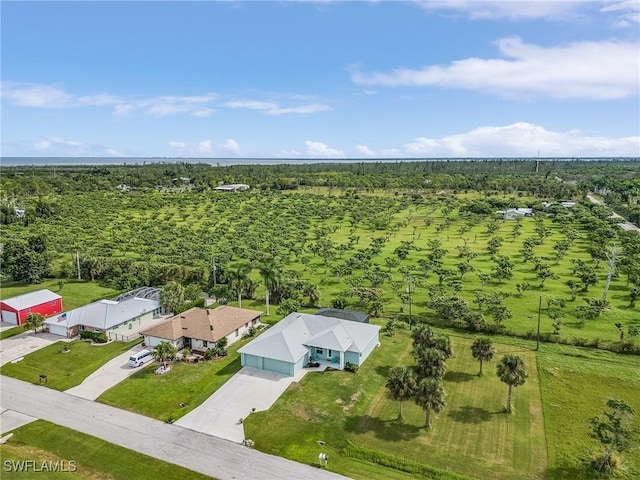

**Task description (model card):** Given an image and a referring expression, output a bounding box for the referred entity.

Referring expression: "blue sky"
[1,1,639,158]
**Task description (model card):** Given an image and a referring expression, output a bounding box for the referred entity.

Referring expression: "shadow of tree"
[375,365,393,378]
[444,371,476,383]
[344,414,421,441]
[544,463,594,480]
[448,405,494,424]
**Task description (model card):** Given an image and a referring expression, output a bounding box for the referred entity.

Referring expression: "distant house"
[314,308,370,324]
[561,201,576,208]
[115,184,130,191]
[1,290,63,326]
[140,305,262,352]
[44,287,161,338]
[497,208,534,220]
[14,208,25,218]
[238,312,380,376]
[214,183,250,193]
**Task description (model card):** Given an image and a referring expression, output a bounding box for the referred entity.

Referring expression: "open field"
[98,336,252,422]
[538,344,640,479]
[244,326,640,480]
[0,339,140,391]
[0,420,212,480]
[245,328,545,480]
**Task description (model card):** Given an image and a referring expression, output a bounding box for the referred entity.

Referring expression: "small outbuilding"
[238,312,380,376]
[214,183,250,192]
[497,208,534,220]
[0,289,63,325]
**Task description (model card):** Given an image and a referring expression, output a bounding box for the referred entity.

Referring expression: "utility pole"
[211,258,217,287]
[536,294,542,351]
[406,279,412,330]
[76,251,81,280]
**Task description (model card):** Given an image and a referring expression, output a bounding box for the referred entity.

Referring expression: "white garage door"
[1,310,18,325]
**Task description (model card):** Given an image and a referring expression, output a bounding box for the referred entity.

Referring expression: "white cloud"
[351,37,639,100]
[169,141,187,149]
[305,141,344,157]
[402,122,640,157]
[224,99,331,115]
[355,144,377,156]
[31,136,125,156]
[198,140,213,153]
[416,0,587,20]
[1,82,219,117]
[600,0,640,26]
[219,139,241,155]
[277,149,302,157]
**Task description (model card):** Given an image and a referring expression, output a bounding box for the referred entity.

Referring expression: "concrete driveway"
[65,344,150,400]
[0,332,59,366]
[1,376,348,480]
[176,366,318,443]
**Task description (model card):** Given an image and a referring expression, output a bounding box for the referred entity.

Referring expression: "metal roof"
[1,289,61,311]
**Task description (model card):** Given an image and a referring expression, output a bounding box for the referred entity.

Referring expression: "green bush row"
[79,330,108,344]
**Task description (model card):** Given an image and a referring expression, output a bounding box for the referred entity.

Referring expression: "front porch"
[307,346,344,370]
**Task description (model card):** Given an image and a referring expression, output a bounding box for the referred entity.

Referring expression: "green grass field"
[98,336,251,422]
[538,344,640,479]
[0,339,140,391]
[0,420,212,480]
[244,325,639,480]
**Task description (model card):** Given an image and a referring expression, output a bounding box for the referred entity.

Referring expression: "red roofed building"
[0,289,63,325]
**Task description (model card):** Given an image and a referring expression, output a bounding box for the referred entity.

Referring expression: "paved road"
[65,344,148,400]
[587,193,640,232]
[176,366,313,443]
[1,376,348,480]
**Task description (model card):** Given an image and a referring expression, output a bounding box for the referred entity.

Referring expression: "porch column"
[339,351,344,370]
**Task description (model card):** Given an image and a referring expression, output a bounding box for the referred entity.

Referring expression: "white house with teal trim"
[238,312,380,376]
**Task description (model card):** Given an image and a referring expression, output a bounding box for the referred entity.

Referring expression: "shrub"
[79,330,108,343]
[344,362,359,373]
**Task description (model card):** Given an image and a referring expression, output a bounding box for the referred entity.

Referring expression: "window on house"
[203,340,208,348]
[25,308,31,314]
[235,329,239,337]
[315,347,323,355]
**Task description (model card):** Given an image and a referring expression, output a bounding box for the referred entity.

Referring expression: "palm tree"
[413,377,446,429]
[258,263,279,316]
[471,337,496,376]
[496,354,528,413]
[153,341,177,368]
[228,264,251,308]
[25,313,44,334]
[414,347,447,379]
[385,367,416,420]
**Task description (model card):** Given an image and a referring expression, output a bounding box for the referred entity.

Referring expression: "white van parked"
[129,349,154,368]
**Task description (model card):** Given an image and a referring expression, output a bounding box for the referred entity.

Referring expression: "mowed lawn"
[0,420,212,480]
[0,339,140,391]
[98,337,251,423]
[538,344,640,480]
[245,329,546,480]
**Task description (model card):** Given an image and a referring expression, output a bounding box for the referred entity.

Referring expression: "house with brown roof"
[140,305,262,353]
